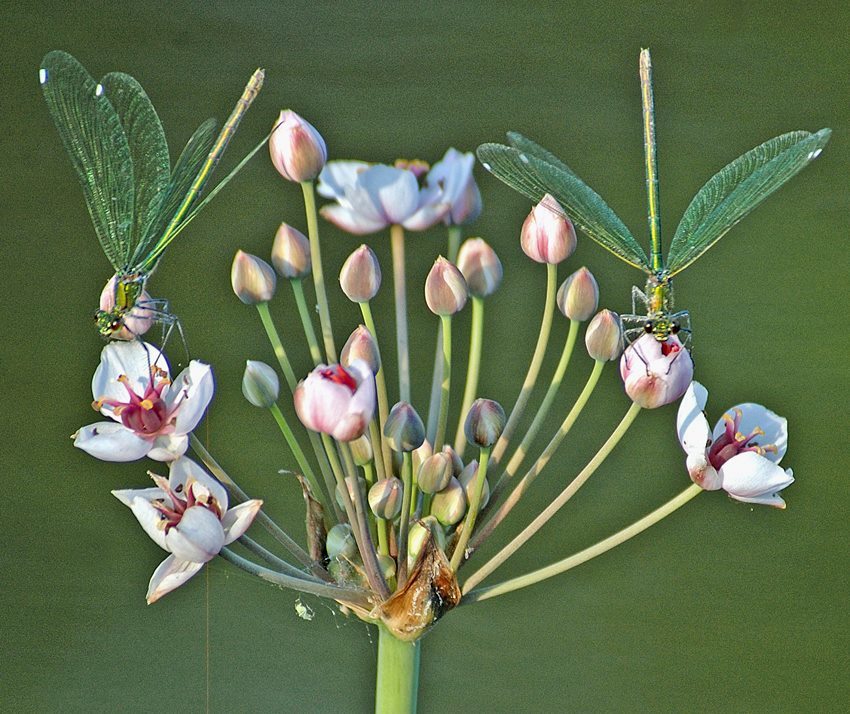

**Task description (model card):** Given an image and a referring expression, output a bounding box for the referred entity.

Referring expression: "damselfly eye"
[671,321,681,334]
[644,321,654,334]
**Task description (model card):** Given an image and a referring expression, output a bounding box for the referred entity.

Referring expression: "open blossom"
[74,341,213,462]
[112,457,262,603]
[317,161,450,234]
[619,334,693,408]
[294,360,376,441]
[425,148,482,225]
[677,381,793,508]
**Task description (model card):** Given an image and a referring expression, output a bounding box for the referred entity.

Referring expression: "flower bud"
[430,477,466,526]
[425,257,468,316]
[349,434,373,466]
[241,360,279,408]
[417,452,453,494]
[269,110,327,183]
[520,194,577,264]
[271,222,311,279]
[231,250,276,304]
[377,553,397,581]
[340,244,382,302]
[383,401,426,452]
[456,238,503,298]
[585,309,624,361]
[557,267,599,321]
[335,475,367,510]
[459,460,489,509]
[620,334,694,409]
[368,477,404,520]
[340,325,380,375]
[408,516,447,568]
[411,440,433,476]
[464,398,506,447]
[294,361,375,442]
[326,523,358,560]
[441,445,463,477]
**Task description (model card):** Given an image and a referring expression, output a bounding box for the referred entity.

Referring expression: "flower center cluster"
[708,408,777,470]
[320,364,357,393]
[95,367,173,435]
[151,476,223,533]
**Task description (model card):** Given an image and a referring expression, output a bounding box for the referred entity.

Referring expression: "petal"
[164,507,225,563]
[316,160,371,199]
[293,372,352,434]
[719,452,794,507]
[360,165,419,224]
[74,421,152,462]
[166,361,214,434]
[147,434,189,462]
[402,201,451,231]
[169,457,228,511]
[714,402,788,463]
[146,555,204,604]
[93,341,169,405]
[320,203,388,235]
[222,499,264,544]
[676,381,711,455]
[331,412,369,441]
[685,453,723,490]
[112,489,169,550]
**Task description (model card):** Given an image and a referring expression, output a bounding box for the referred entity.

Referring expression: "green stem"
[453,296,485,457]
[462,401,642,590]
[450,445,491,571]
[390,224,410,403]
[502,318,579,478]
[446,225,462,262]
[463,484,704,602]
[397,451,414,584]
[433,314,453,452]
[300,180,337,362]
[291,278,323,366]
[491,263,558,463]
[360,301,393,479]
[476,360,605,549]
[375,625,421,714]
[238,535,321,580]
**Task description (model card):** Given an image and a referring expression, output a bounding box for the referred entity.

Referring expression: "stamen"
[320,364,358,392]
[140,399,154,411]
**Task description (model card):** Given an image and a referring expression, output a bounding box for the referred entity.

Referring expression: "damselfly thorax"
[621,271,691,345]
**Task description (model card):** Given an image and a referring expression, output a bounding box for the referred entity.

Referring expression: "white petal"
[114,491,169,550]
[222,499,263,545]
[93,341,169,406]
[402,201,451,231]
[146,555,204,604]
[74,422,152,462]
[714,402,787,463]
[169,457,228,511]
[360,165,419,223]
[676,381,711,456]
[316,160,371,199]
[320,204,388,235]
[111,486,164,509]
[685,453,723,490]
[168,360,215,434]
[719,452,794,507]
[164,507,225,563]
[147,434,188,462]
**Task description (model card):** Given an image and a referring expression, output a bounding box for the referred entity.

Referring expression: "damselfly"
[40,51,265,340]
[477,49,830,345]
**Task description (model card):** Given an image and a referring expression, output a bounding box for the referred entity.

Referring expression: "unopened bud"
[441,445,463,477]
[269,110,327,183]
[425,257,468,316]
[408,516,447,567]
[456,238,503,298]
[464,398,506,447]
[459,460,489,509]
[241,360,279,408]
[417,452,453,494]
[520,194,577,264]
[412,440,433,476]
[557,267,599,321]
[620,334,694,409]
[368,477,404,520]
[349,434,373,466]
[326,523,358,560]
[231,250,276,304]
[341,325,380,374]
[585,309,624,361]
[340,244,381,302]
[384,402,426,452]
[430,477,466,526]
[271,222,311,279]
[377,553,397,581]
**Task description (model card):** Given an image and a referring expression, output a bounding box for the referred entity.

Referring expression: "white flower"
[677,381,793,508]
[425,148,482,225]
[317,161,450,234]
[112,457,262,603]
[74,341,213,462]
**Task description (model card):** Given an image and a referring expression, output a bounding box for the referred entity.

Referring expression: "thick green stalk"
[433,314,453,452]
[375,626,421,714]
[360,301,393,479]
[463,484,704,602]
[390,224,410,403]
[462,402,642,590]
[300,180,337,362]
[453,295,485,456]
[291,278,323,366]
[491,263,558,463]
[450,445,491,571]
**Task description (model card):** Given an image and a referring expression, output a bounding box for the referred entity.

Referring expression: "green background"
[2,1,847,711]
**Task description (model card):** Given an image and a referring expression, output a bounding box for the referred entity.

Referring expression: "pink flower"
[293,360,376,441]
[677,381,793,508]
[520,194,577,264]
[74,341,213,462]
[112,457,262,603]
[269,110,327,183]
[619,334,693,408]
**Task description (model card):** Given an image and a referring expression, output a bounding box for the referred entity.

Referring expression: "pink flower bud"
[339,244,381,302]
[384,401,426,452]
[340,325,380,375]
[269,110,327,183]
[425,257,468,316]
[98,275,154,340]
[520,194,577,264]
[293,360,376,441]
[457,238,503,298]
[271,222,311,279]
[620,334,694,409]
[557,267,599,321]
[585,310,624,361]
[231,250,277,304]
[417,452,453,494]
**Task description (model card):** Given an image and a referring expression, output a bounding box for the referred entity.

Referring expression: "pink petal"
[222,499,264,545]
[146,555,204,604]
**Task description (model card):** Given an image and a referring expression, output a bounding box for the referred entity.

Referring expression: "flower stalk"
[301,179,337,362]
[390,224,410,402]
[375,625,421,714]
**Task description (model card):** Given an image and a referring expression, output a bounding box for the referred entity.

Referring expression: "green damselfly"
[40,50,265,340]
[478,49,830,345]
